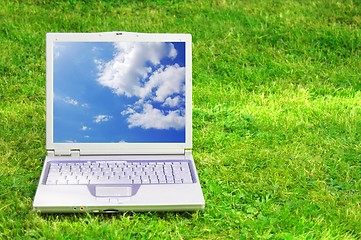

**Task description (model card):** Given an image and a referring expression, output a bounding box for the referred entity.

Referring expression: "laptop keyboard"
[45,160,194,185]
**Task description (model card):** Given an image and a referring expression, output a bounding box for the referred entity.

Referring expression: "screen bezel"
[46,32,192,155]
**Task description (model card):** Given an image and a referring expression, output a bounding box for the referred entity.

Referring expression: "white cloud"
[94,115,112,123]
[163,96,181,108]
[146,64,185,102]
[126,104,185,130]
[92,46,103,53]
[95,42,178,98]
[81,126,90,131]
[65,97,78,106]
[55,95,90,109]
[54,43,65,59]
[121,107,136,115]
[95,42,186,130]
[94,59,104,71]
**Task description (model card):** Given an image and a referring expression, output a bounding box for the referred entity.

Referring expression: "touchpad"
[95,186,132,197]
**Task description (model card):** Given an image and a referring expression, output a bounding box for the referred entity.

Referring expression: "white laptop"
[32,32,205,213]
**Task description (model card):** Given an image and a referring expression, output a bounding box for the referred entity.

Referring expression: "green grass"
[1,0,361,239]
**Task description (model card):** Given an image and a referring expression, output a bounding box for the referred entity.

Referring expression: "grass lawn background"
[0,0,360,239]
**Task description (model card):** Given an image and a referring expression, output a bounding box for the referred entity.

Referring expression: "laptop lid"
[46,32,192,155]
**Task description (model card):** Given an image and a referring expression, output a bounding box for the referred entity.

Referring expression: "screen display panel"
[53,41,186,143]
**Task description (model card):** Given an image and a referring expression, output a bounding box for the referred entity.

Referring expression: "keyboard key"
[67,179,79,185]
[46,179,57,185]
[132,178,142,184]
[78,178,90,184]
[141,178,150,184]
[119,178,132,184]
[57,179,68,184]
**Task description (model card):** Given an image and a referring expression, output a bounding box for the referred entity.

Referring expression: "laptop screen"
[53,41,186,144]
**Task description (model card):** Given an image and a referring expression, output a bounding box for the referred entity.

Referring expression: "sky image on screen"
[53,41,186,143]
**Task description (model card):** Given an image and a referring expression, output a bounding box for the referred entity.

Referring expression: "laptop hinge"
[47,149,80,160]
[70,149,81,160]
[47,150,55,157]
[184,148,192,157]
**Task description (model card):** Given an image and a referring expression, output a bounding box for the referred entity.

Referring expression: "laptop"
[33,32,205,213]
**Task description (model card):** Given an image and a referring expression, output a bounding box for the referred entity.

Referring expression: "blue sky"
[53,41,186,143]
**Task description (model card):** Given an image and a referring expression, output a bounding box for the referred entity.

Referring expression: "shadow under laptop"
[38,210,198,221]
